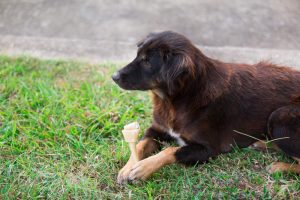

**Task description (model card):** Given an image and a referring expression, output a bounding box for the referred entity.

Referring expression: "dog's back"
[212,62,300,147]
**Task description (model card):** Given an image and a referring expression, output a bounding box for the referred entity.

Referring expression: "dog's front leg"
[128,146,179,181]
[117,127,171,184]
[128,144,215,182]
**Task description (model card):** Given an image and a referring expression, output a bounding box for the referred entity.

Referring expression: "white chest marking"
[168,129,187,146]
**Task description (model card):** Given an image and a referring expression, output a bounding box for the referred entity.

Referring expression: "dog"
[112,31,300,184]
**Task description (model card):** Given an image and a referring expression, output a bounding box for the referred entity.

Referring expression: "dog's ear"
[174,53,196,79]
[162,50,196,95]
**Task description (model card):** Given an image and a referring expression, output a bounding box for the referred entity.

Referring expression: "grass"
[0,55,299,199]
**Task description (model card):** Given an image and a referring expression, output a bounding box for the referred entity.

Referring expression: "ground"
[1,0,300,67]
[0,56,299,199]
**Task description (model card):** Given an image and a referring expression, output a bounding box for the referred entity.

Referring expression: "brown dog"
[112,31,300,184]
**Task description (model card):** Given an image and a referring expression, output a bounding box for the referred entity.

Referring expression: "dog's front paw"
[128,157,158,182]
[117,159,135,185]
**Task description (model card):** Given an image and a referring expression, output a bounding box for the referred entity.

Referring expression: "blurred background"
[1,0,300,67]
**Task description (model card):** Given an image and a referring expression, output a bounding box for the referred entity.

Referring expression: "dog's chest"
[153,95,188,146]
[167,128,187,146]
[155,112,187,146]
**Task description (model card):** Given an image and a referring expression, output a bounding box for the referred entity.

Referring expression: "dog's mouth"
[112,76,150,91]
[111,71,157,91]
[114,81,138,90]
[119,83,151,91]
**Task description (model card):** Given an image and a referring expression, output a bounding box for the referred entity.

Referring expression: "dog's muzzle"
[112,71,121,82]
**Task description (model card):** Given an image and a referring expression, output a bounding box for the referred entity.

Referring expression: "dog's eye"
[141,57,147,62]
[141,57,150,64]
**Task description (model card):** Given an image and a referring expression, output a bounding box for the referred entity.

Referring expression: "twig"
[233,130,289,144]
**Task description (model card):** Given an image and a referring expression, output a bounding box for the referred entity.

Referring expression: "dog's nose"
[112,71,121,82]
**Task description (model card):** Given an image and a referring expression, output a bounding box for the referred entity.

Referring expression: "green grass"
[0,55,299,199]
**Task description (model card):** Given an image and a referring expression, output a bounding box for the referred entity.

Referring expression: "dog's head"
[112,31,198,95]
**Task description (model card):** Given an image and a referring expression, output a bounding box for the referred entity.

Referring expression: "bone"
[124,122,140,130]
[122,122,140,163]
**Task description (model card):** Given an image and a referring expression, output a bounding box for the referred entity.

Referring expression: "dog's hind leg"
[267,157,300,174]
[249,141,280,152]
[267,104,300,174]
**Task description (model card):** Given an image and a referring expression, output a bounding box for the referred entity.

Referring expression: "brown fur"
[113,31,300,183]
[268,161,300,174]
